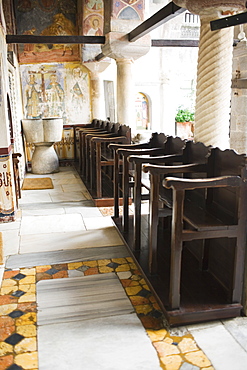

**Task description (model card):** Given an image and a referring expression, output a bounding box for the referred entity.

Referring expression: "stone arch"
[118,7,140,20]
[135,92,151,130]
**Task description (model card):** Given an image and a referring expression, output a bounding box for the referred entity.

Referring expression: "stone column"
[116,58,135,126]
[174,0,246,148]
[101,0,150,129]
[85,61,111,120]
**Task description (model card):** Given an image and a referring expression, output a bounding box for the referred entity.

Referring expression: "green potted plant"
[175,107,195,139]
[175,108,195,123]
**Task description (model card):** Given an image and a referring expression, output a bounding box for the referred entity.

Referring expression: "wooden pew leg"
[113,151,120,218]
[95,142,102,198]
[169,189,184,310]
[122,156,129,232]
[148,174,159,274]
[133,163,142,251]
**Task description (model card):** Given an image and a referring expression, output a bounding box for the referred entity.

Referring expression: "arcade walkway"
[0,166,247,369]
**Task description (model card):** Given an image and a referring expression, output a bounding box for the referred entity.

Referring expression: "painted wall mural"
[0,155,15,222]
[20,62,91,124]
[112,0,144,20]
[14,0,79,63]
[82,0,104,62]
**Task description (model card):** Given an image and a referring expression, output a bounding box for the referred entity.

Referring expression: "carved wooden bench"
[143,147,247,325]
[77,120,113,177]
[89,124,131,202]
[109,132,168,219]
[73,119,102,162]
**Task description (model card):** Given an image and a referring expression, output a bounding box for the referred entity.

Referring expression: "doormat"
[22,177,54,190]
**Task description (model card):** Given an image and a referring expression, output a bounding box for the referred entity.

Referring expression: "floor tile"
[50,191,91,202]
[19,192,52,204]
[65,206,102,217]
[21,207,65,216]
[223,317,247,352]
[1,230,20,256]
[188,322,247,370]
[83,216,114,229]
[61,183,87,192]
[37,272,161,370]
[19,228,124,253]
[6,246,130,269]
[20,214,85,235]
[37,273,134,325]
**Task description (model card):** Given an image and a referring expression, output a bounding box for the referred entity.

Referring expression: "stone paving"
[0,256,213,370]
[0,166,225,369]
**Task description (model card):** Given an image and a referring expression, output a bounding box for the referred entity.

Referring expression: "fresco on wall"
[20,62,91,124]
[112,0,144,20]
[0,155,15,222]
[14,0,79,63]
[82,0,104,62]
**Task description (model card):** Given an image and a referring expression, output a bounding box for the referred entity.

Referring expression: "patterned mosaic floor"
[0,256,213,370]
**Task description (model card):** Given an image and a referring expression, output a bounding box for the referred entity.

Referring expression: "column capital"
[101,32,150,61]
[174,0,246,17]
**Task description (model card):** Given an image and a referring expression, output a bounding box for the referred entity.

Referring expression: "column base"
[31,143,59,174]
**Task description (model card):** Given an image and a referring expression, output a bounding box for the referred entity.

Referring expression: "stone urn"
[22,118,63,174]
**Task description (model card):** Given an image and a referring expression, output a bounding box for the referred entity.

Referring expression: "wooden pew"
[121,136,186,250]
[73,119,101,162]
[77,120,112,177]
[109,133,168,219]
[143,147,247,326]
[142,140,211,273]
[90,124,131,201]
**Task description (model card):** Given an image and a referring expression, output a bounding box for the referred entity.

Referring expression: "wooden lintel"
[128,1,185,42]
[232,78,247,89]
[6,35,105,44]
[152,39,199,47]
[210,11,247,31]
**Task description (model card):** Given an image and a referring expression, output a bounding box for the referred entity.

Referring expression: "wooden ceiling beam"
[6,35,105,44]
[151,39,198,47]
[210,11,247,30]
[128,1,186,42]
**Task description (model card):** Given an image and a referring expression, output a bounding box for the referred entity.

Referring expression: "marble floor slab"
[50,191,91,202]
[64,205,103,217]
[20,214,86,235]
[37,274,161,370]
[19,192,53,204]
[222,317,247,352]
[19,228,124,253]
[37,273,134,325]
[1,229,20,255]
[83,216,114,229]
[188,322,247,370]
[6,245,130,269]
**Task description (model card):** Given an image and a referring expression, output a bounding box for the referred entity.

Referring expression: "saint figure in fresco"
[25,74,42,119]
[86,18,102,36]
[45,74,64,117]
[86,0,103,10]
[69,67,89,122]
[83,17,102,61]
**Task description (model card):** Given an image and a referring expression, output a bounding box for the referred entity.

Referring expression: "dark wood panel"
[152,39,199,47]
[6,35,105,44]
[128,2,185,42]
